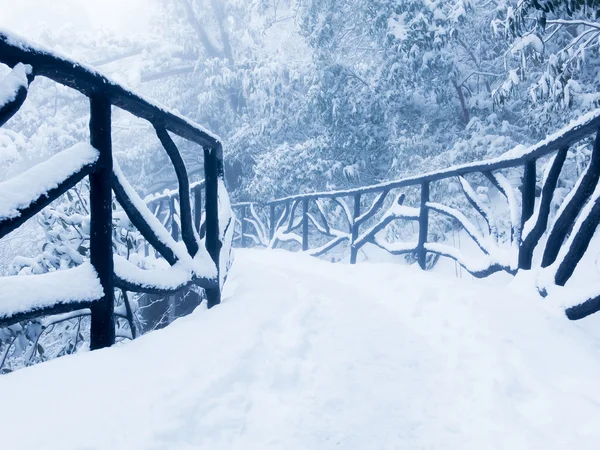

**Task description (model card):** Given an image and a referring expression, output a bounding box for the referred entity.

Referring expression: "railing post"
[302,198,309,251]
[240,205,247,248]
[193,184,202,233]
[88,95,115,350]
[170,196,180,241]
[204,143,223,308]
[269,203,276,242]
[521,159,536,234]
[518,159,537,269]
[417,181,430,270]
[542,132,600,268]
[350,193,361,264]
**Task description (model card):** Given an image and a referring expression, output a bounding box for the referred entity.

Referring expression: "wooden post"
[520,150,567,270]
[521,159,536,235]
[269,204,276,242]
[417,181,430,270]
[542,131,600,268]
[170,196,180,241]
[193,184,202,233]
[240,206,247,248]
[204,144,223,308]
[88,95,115,350]
[302,198,309,251]
[350,193,361,264]
[154,127,198,256]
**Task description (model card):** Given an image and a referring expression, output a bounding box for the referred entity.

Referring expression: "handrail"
[0,32,220,148]
[0,30,232,349]
[232,109,600,320]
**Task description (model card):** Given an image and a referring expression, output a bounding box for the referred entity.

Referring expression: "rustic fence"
[232,111,600,321]
[0,32,232,350]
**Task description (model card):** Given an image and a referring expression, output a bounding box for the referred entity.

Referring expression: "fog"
[0,0,154,37]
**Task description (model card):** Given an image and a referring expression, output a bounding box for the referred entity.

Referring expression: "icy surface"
[0,262,102,319]
[1,249,599,449]
[0,143,99,221]
[0,62,31,108]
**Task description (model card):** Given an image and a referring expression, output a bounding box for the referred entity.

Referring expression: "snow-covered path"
[2,249,600,449]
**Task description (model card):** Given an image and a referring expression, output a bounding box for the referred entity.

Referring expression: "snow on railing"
[232,109,600,320]
[0,30,232,349]
[0,263,103,327]
[0,143,99,236]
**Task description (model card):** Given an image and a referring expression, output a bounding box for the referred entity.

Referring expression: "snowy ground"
[2,249,600,449]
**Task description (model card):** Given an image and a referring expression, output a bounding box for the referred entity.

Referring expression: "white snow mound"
[1,249,600,449]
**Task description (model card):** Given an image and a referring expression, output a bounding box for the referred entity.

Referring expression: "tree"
[493,0,600,132]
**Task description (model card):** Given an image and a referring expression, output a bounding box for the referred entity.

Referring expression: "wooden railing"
[232,111,600,321]
[0,32,232,349]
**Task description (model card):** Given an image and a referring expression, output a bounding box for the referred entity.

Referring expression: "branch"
[268,202,290,248]
[354,193,418,251]
[331,197,354,230]
[355,190,389,227]
[286,200,303,232]
[112,161,179,265]
[484,171,520,244]
[0,63,33,127]
[546,19,600,31]
[542,131,600,267]
[520,148,567,269]
[155,126,199,256]
[371,238,417,255]
[425,243,511,278]
[315,199,332,236]
[141,65,195,83]
[426,202,491,256]
[179,0,222,58]
[458,176,496,240]
[249,203,268,244]
[309,235,349,257]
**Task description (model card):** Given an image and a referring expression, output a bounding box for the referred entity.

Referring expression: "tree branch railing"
[0,31,232,350]
[232,110,600,321]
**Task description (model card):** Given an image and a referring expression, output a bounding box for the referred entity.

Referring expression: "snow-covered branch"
[458,176,496,240]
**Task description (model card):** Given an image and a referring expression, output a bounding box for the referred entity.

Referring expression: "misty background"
[2,0,598,201]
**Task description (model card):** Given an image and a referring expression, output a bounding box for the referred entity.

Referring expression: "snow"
[546,282,600,310]
[427,201,488,253]
[372,238,418,254]
[1,249,600,449]
[0,62,31,108]
[511,34,544,55]
[425,241,497,274]
[114,255,193,291]
[0,262,102,320]
[0,143,99,221]
[143,180,205,204]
